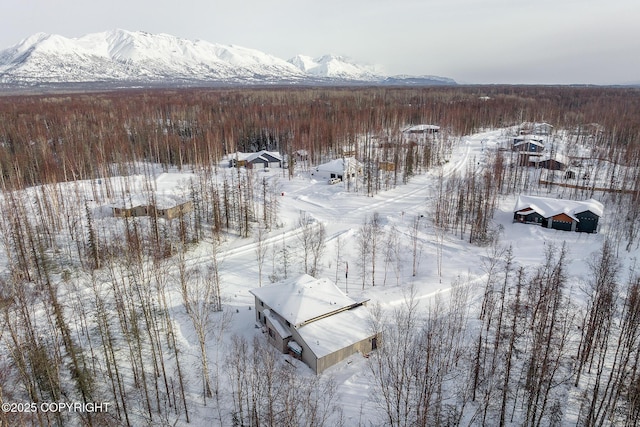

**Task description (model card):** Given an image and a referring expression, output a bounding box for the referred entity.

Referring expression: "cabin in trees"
[294,149,309,162]
[311,157,362,181]
[402,124,440,144]
[378,161,396,172]
[403,124,440,135]
[250,275,380,374]
[528,153,568,170]
[112,195,148,218]
[154,198,194,219]
[519,122,554,136]
[513,195,603,233]
[229,150,283,169]
[112,195,194,220]
[513,135,545,153]
[341,146,357,157]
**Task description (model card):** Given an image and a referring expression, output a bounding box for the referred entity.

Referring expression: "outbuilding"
[403,124,440,134]
[528,153,568,170]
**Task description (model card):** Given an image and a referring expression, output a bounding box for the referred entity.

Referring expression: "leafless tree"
[383,224,401,286]
[369,212,381,286]
[369,282,472,427]
[357,218,372,289]
[255,222,269,287]
[177,247,223,406]
[575,239,620,388]
[297,211,325,276]
[410,215,424,277]
[309,221,327,277]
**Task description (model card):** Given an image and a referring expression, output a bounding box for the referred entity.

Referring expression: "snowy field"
[2,126,636,426]
[186,128,630,425]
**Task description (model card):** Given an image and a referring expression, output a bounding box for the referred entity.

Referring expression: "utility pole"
[345,261,349,294]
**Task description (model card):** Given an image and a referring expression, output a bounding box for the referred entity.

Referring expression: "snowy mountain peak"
[288,54,317,73]
[287,54,380,80]
[15,32,51,50]
[0,30,456,87]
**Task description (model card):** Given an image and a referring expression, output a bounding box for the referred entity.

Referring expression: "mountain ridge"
[0,29,456,88]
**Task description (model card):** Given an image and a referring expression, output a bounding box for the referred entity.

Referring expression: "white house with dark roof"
[249,274,380,374]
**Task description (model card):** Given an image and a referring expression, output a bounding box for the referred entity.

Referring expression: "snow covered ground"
[159,127,617,423]
[2,126,634,426]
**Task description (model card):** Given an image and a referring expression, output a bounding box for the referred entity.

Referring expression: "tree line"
[1,85,640,425]
[369,242,640,426]
[1,86,640,189]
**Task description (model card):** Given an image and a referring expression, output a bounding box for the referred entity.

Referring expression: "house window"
[260,300,264,307]
[268,328,274,338]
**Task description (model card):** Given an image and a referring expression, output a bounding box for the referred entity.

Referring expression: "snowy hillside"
[0,29,456,87]
[288,54,380,80]
[0,30,304,85]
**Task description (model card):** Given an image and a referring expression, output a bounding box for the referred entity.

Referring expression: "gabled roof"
[112,194,148,209]
[403,124,440,133]
[315,157,360,174]
[515,208,537,216]
[230,150,282,162]
[154,195,191,210]
[245,150,282,163]
[250,274,365,327]
[535,122,554,128]
[514,138,545,147]
[515,134,544,141]
[520,122,554,133]
[529,153,569,165]
[514,195,604,220]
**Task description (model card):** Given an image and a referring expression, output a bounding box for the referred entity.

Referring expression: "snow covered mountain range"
[0,29,456,88]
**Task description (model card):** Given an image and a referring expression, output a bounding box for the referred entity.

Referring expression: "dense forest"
[1,86,639,189]
[0,85,640,426]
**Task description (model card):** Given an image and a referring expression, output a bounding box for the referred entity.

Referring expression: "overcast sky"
[1,0,638,85]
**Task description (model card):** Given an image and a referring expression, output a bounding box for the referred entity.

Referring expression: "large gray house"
[250,275,380,374]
